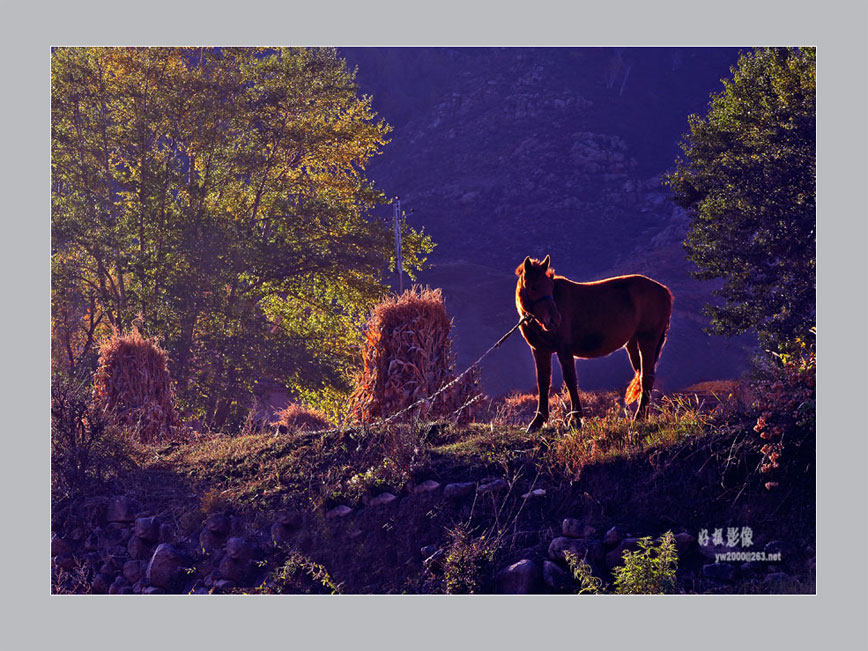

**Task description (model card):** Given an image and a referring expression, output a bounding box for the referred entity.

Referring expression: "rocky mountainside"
[341,47,756,397]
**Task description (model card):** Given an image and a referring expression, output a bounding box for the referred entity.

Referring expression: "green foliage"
[250,552,341,594]
[665,47,815,353]
[612,531,678,594]
[51,47,434,429]
[564,551,603,594]
[442,524,498,594]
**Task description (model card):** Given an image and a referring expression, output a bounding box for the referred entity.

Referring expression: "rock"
[123,560,145,584]
[84,530,103,551]
[806,557,816,572]
[420,544,438,558]
[214,579,237,592]
[543,560,571,591]
[763,572,790,588]
[92,573,113,594]
[199,528,226,553]
[326,505,353,519]
[423,549,446,574]
[51,533,73,557]
[496,559,539,594]
[271,521,294,546]
[219,555,251,584]
[225,537,253,561]
[127,535,155,561]
[414,480,441,494]
[105,524,132,545]
[674,532,696,554]
[548,537,604,564]
[369,492,397,507]
[205,513,231,537]
[159,523,174,544]
[605,538,641,570]
[117,586,134,595]
[763,540,790,562]
[53,554,76,571]
[477,479,508,495]
[134,517,161,542]
[108,576,129,594]
[604,526,626,546]
[145,544,188,590]
[562,519,594,538]
[276,510,302,529]
[702,563,736,582]
[143,586,166,594]
[521,488,546,499]
[106,497,138,523]
[740,561,765,577]
[443,482,476,498]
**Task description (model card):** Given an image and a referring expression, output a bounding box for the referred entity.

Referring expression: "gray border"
[14,0,867,648]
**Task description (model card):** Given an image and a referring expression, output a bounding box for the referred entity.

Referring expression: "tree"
[51,47,434,427]
[665,47,815,353]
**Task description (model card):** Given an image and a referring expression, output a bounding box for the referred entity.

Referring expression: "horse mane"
[515,257,556,278]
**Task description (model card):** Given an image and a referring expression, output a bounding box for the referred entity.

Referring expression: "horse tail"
[625,371,642,405]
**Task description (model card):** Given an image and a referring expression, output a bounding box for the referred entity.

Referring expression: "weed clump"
[272,403,333,434]
[51,374,135,498]
[92,326,180,443]
[349,286,480,424]
[441,524,498,594]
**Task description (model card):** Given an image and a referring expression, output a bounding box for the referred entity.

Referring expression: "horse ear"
[522,256,532,274]
[541,255,550,270]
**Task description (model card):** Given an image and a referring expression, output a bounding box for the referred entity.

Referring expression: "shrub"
[272,402,333,434]
[92,326,180,443]
[750,342,815,490]
[249,552,341,594]
[441,524,498,594]
[349,286,480,424]
[51,373,135,498]
[612,531,678,594]
[564,551,603,594]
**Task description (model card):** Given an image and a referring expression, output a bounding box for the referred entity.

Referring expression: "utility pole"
[393,197,404,294]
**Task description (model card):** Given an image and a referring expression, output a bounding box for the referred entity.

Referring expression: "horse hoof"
[526,414,547,433]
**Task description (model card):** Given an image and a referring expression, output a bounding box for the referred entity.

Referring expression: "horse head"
[516,255,561,332]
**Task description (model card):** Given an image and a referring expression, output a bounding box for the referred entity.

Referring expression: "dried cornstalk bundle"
[92,327,180,444]
[350,286,481,424]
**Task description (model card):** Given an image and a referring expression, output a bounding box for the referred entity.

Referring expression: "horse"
[515,255,673,432]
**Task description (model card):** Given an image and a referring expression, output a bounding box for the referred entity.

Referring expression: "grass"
[52,378,816,594]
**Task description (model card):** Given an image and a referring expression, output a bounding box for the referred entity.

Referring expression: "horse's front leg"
[557,349,583,430]
[527,348,552,432]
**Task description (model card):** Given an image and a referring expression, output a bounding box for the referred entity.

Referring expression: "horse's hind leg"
[557,349,583,429]
[634,330,665,419]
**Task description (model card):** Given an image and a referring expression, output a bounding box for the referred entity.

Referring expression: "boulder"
[326,505,353,519]
[199,528,226,553]
[106,497,138,523]
[127,535,155,561]
[369,492,398,507]
[604,526,626,547]
[225,537,253,561]
[51,533,73,557]
[134,517,161,542]
[145,543,188,590]
[204,513,231,537]
[443,482,476,498]
[477,479,508,495]
[562,519,595,539]
[496,559,539,594]
[414,480,441,494]
[219,555,251,584]
[276,510,303,529]
[548,537,604,565]
[92,573,113,594]
[123,560,145,584]
[674,532,696,555]
[702,562,736,582]
[543,560,571,591]
[605,538,641,570]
